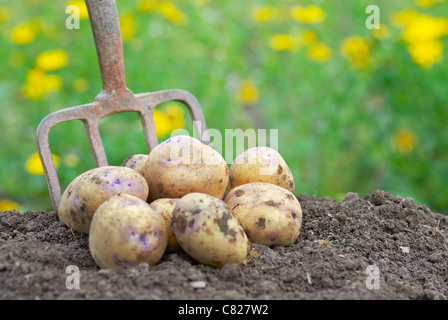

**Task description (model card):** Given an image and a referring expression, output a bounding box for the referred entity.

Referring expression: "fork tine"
[83,118,108,167]
[138,109,159,151]
[36,102,97,212]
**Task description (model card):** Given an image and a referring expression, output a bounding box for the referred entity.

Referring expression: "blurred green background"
[0,0,447,214]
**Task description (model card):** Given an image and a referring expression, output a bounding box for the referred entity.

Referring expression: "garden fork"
[36,0,210,213]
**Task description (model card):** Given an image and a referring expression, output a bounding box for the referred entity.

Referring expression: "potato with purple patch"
[144,135,229,202]
[172,193,250,267]
[224,182,302,246]
[89,193,168,269]
[58,166,149,234]
[229,146,295,193]
[148,198,181,253]
[121,154,148,177]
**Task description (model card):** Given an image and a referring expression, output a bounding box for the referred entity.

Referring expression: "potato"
[89,193,167,269]
[148,198,181,253]
[229,146,295,193]
[172,193,250,267]
[224,182,302,246]
[144,135,229,202]
[121,154,148,177]
[58,166,149,234]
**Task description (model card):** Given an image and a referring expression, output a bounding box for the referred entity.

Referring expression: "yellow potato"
[229,146,295,193]
[144,135,229,202]
[121,154,148,177]
[172,193,250,267]
[58,166,149,234]
[89,193,168,269]
[224,182,302,246]
[148,198,181,253]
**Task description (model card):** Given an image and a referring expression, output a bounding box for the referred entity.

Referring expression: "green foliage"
[0,0,447,214]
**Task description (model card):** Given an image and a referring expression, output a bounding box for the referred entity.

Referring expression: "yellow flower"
[391,10,422,28]
[22,69,62,100]
[236,80,259,105]
[25,152,59,175]
[11,22,37,45]
[153,108,174,138]
[401,15,448,44]
[392,129,417,156]
[35,49,68,71]
[269,34,300,51]
[291,5,326,24]
[308,42,332,62]
[407,40,443,68]
[67,0,89,20]
[194,0,210,6]
[0,199,20,212]
[415,0,445,7]
[137,1,188,26]
[158,2,188,26]
[119,14,136,41]
[137,0,159,12]
[392,10,447,68]
[340,36,370,69]
[251,6,278,23]
[415,0,434,7]
[150,103,186,138]
[0,7,12,23]
[164,103,185,129]
[301,30,318,46]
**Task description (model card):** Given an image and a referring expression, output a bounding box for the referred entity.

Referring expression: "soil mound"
[1,190,447,300]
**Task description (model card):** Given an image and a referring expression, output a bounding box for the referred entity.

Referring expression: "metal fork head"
[36,88,210,213]
[36,0,210,213]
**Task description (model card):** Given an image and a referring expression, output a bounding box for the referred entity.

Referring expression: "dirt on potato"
[1,190,447,300]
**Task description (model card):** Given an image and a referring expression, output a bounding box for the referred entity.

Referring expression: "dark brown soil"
[1,190,447,300]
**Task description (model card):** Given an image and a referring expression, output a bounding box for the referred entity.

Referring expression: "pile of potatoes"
[58,135,302,269]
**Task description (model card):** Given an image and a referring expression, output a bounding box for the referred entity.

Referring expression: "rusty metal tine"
[36,102,99,212]
[36,122,61,213]
[83,118,108,167]
[138,109,159,151]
